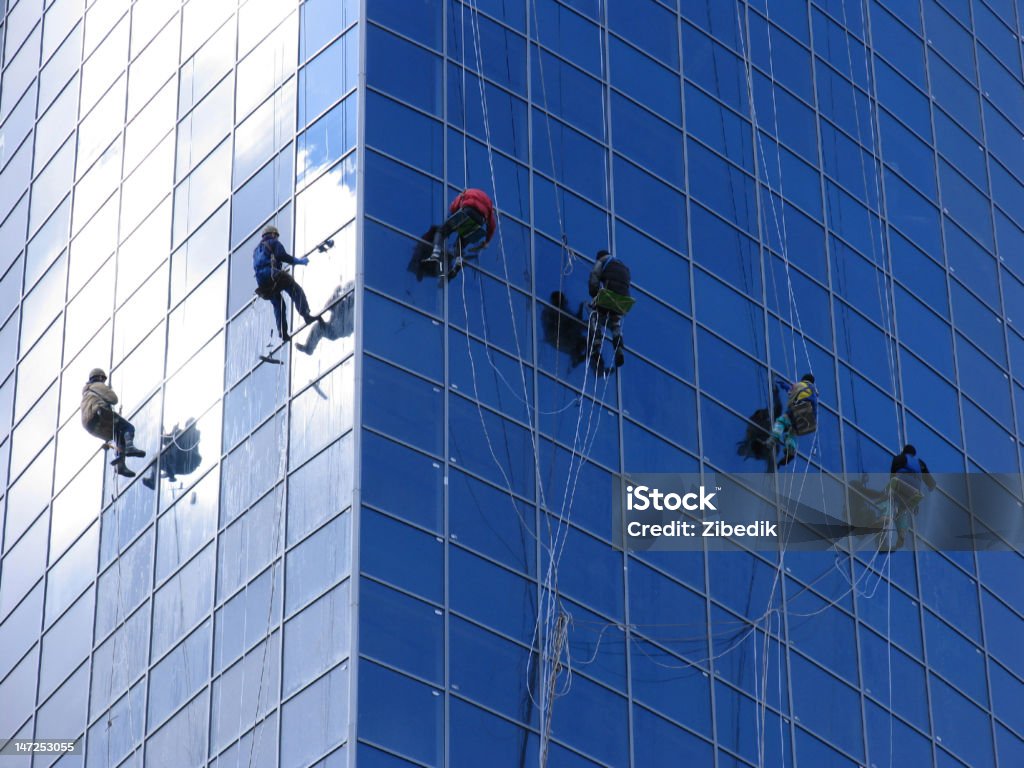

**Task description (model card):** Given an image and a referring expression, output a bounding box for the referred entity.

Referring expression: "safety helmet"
[88,368,107,382]
[903,444,917,456]
[262,224,280,238]
[801,373,815,384]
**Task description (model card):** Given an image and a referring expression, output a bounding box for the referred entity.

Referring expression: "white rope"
[459,6,620,759]
[106,474,140,768]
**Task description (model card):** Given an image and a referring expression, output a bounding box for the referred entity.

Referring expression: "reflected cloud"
[294,154,356,257]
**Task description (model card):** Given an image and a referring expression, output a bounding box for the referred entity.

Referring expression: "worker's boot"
[123,437,146,459]
[112,457,136,478]
[447,254,464,281]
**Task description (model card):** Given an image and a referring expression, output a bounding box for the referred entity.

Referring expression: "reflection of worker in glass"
[882,444,936,550]
[142,419,202,489]
[737,403,779,466]
[540,291,588,369]
[296,285,354,355]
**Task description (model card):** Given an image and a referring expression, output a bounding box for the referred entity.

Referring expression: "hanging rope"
[246,36,293,768]
[456,4,617,762]
[105,474,140,768]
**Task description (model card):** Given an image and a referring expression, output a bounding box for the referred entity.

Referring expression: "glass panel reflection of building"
[1,0,1023,765]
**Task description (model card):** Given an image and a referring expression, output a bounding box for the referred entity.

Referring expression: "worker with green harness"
[587,249,634,370]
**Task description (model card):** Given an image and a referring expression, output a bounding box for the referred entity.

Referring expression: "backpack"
[788,399,817,436]
[253,239,278,280]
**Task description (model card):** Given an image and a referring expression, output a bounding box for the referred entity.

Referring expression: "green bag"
[594,288,635,315]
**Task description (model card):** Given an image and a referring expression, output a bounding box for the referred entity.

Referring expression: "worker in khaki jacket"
[81,368,145,478]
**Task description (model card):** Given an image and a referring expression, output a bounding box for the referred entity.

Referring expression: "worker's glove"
[296,257,310,266]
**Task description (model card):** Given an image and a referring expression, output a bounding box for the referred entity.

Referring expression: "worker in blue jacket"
[253,224,319,341]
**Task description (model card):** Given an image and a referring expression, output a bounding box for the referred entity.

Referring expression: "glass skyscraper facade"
[1,0,1024,765]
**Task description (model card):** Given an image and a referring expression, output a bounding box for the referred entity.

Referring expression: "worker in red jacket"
[425,188,497,279]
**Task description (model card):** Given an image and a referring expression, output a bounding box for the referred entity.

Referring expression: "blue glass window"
[931,675,995,767]
[875,59,932,141]
[749,12,813,102]
[985,101,1024,188]
[531,43,605,139]
[359,661,442,765]
[979,49,1024,129]
[450,546,535,644]
[549,672,629,766]
[297,97,357,189]
[688,141,757,238]
[532,108,607,206]
[366,24,441,116]
[859,625,930,732]
[952,282,1007,365]
[946,221,999,310]
[534,0,603,76]
[928,52,981,139]
[368,0,441,51]
[449,69,529,163]
[612,93,684,189]
[811,8,870,90]
[361,578,442,683]
[609,0,678,69]
[364,150,444,241]
[448,468,535,576]
[685,84,753,176]
[900,349,961,442]
[790,653,864,761]
[924,610,988,705]
[893,287,955,379]
[682,23,748,115]
[363,432,443,532]
[682,0,742,50]
[448,698,531,767]
[448,393,536,501]
[366,90,442,179]
[363,356,444,456]
[449,617,533,725]
[690,203,761,298]
[364,290,443,381]
[610,37,681,124]
[936,107,987,189]
[957,338,1012,425]
[880,111,936,201]
[925,0,975,81]
[361,508,443,604]
[300,28,358,126]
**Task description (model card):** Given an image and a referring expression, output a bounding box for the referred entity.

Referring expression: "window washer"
[883,443,937,549]
[768,374,817,467]
[253,224,320,341]
[81,368,146,478]
[587,250,633,370]
[423,188,497,279]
